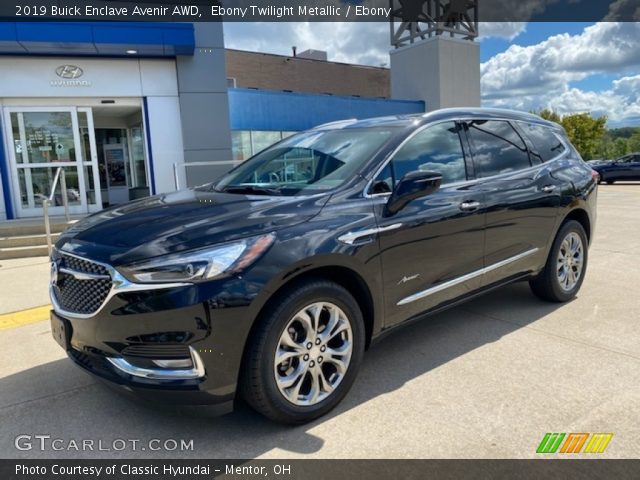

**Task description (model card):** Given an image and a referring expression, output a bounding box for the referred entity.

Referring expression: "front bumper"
[50,270,261,408]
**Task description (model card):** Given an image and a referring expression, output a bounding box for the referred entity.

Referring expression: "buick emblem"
[55,65,84,79]
[50,261,59,286]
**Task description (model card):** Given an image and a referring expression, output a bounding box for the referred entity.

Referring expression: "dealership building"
[0,21,479,222]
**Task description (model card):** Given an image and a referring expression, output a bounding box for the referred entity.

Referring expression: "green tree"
[595,136,614,159]
[628,132,640,153]
[611,137,630,158]
[533,109,562,123]
[559,113,607,160]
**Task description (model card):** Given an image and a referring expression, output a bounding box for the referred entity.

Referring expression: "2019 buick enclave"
[50,108,597,424]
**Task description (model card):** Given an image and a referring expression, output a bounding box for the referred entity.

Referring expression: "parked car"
[49,108,598,424]
[591,152,640,184]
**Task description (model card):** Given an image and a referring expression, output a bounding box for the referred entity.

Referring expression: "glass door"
[77,107,103,213]
[4,107,101,218]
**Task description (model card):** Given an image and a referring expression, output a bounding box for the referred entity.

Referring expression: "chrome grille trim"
[50,249,191,320]
[58,267,110,281]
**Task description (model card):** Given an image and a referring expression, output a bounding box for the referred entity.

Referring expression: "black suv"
[50,108,597,424]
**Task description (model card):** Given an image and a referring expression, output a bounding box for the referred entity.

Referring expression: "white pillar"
[390,36,480,111]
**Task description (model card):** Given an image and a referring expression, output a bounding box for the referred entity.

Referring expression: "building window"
[232,131,252,161]
[232,130,299,161]
[251,131,283,155]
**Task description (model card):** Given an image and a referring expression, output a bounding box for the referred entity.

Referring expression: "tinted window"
[217,127,395,196]
[386,122,467,186]
[519,122,566,162]
[466,120,531,177]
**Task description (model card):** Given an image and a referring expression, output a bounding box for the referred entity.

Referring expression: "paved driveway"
[1,184,638,459]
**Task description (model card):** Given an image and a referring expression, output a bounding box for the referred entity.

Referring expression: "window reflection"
[518,122,565,163]
[465,120,531,177]
[376,122,466,188]
[232,131,300,161]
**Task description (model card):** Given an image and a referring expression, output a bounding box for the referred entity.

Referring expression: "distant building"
[225,49,391,98]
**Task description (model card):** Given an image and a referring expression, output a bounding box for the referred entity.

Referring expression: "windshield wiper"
[221,185,283,195]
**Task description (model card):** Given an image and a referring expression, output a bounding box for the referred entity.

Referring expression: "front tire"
[529,220,588,302]
[241,279,365,424]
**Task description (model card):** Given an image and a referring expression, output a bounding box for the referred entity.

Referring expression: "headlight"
[118,233,275,283]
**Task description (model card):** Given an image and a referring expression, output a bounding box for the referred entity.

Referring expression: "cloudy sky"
[224,22,640,127]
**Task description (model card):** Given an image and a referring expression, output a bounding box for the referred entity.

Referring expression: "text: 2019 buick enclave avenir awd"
[50,108,597,424]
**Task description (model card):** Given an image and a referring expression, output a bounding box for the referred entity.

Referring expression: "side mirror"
[385,171,442,216]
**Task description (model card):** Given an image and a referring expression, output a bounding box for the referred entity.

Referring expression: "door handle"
[541,184,557,193]
[459,201,481,211]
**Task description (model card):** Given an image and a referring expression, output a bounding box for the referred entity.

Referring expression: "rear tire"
[241,279,365,424]
[529,220,588,302]
[606,180,615,185]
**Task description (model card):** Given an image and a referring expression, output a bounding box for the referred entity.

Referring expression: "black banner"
[2,0,640,22]
[2,459,640,480]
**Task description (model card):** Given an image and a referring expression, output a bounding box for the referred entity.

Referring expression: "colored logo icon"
[537,433,613,454]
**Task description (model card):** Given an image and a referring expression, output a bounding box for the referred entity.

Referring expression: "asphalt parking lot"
[0,184,638,459]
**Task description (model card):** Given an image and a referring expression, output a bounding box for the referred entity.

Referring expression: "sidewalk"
[0,256,51,319]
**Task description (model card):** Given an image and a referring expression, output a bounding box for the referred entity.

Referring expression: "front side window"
[217,127,396,196]
[519,122,566,163]
[372,122,466,190]
[465,120,531,177]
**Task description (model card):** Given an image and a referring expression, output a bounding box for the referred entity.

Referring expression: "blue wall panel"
[228,88,425,131]
[0,22,194,57]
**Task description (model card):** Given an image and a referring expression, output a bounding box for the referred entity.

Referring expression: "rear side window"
[465,120,531,178]
[389,121,467,185]
[519,122,566,162]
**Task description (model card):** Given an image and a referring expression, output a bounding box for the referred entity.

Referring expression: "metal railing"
[172,161,240,190]
[43,166,70,256]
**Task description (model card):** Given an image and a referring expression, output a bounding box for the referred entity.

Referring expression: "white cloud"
[482,23,640,97]
[224,22,391,66]
[224,21,529,67]
[481,23,640,125]
[604,0,640,21]
[478,22,527,41]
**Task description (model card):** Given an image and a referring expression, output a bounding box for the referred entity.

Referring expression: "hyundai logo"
[55,65,84,79]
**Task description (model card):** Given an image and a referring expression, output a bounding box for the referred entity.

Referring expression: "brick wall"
[225,49,390,98]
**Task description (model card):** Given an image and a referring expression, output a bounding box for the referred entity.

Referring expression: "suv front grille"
[53,253,113,315]
[62,254,110,276]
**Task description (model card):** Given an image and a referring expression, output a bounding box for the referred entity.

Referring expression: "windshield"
[215,127,396,196]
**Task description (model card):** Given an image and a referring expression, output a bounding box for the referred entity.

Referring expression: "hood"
[56,187,329,265]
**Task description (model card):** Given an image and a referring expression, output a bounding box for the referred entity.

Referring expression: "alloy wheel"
[556,232,584,291]
[274,302,353,406]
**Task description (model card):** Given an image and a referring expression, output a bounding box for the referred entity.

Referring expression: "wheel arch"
[254,265,376,349]
[563,208,591,244]
[236,264,378,402]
